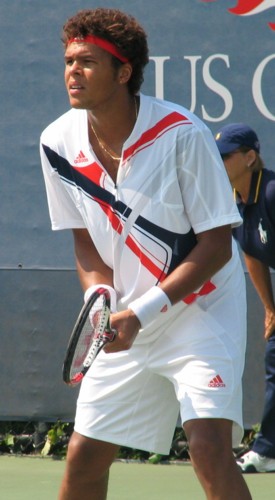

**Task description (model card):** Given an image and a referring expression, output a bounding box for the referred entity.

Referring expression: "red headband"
[67,35,129,63]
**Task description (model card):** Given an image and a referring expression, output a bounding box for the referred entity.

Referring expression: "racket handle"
[103,328,117,342]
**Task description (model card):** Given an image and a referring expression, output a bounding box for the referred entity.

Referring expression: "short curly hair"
[62,8,149,95]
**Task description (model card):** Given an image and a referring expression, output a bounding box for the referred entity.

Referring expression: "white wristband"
[84,284,117,312]
[128,286,171,329]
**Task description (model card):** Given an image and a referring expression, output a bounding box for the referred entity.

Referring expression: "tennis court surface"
[1,456,275,499]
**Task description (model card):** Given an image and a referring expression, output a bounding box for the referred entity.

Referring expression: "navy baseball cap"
[215,123,260,155]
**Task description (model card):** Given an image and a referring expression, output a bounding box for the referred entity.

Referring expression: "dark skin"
[59,40,252,500]
[66,226,252,500]
[64,41,137,183]
[73,224,232,353]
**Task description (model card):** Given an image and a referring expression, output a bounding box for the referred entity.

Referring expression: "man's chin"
[68,98,87,110]
[70,102,86,110]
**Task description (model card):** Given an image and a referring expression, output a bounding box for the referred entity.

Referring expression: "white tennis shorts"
[75,282,247,455]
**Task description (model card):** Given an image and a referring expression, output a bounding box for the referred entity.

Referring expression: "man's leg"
[253,334,275,456]
[59,431,120,500]
[237,335,275,472]
[184,418,252,500]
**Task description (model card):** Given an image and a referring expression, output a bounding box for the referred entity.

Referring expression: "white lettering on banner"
[201,54,233,122]
[252,54,275,121]
[149,56,170,100]
[149,54,275,122]
[150,55,232,121]
[183,56,202,113]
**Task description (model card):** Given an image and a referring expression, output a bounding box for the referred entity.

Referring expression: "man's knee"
[66,432,118,478]
[184,418,233,466]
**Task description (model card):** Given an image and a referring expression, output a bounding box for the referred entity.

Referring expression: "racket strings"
[71,296,108,376]
[63,290,116,385]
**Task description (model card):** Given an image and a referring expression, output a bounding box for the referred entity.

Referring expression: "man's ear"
[118,63,133,84]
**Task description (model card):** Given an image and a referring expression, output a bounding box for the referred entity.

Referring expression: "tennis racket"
[63,287,117,386]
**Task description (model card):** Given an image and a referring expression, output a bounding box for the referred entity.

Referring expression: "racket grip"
[103,328,117,342]
[84,284,117,312]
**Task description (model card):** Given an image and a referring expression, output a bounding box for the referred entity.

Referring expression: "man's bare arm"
[72,228,113,292]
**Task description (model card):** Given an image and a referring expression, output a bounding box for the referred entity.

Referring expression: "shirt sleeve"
[40,137,86,231]
[177,125,242,234]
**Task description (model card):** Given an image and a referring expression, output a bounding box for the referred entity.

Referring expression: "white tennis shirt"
[40,93,242,313]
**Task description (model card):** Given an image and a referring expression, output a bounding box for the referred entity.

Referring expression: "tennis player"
[40,8,252,500]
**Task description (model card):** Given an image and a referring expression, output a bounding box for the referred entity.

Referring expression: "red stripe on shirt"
[72,156,216,303]
[124,112,192,160]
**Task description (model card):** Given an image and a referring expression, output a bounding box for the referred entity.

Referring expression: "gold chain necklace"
[90,97,138,162]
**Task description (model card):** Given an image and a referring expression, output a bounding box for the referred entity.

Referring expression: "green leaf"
[41,438,52,456]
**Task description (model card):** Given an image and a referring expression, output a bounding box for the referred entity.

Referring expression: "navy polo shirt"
[233,169,275,270]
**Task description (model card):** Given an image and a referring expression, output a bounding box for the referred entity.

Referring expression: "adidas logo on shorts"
[208,374,226,388]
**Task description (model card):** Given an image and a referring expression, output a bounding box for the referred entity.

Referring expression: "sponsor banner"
[0,0,272,425]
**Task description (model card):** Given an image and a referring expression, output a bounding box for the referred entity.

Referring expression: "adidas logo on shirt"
[74,150,89,164]
[208,374,225,388]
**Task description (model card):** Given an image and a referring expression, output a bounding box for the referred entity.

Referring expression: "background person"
[216,123,275,473]
[40,9,251,499]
